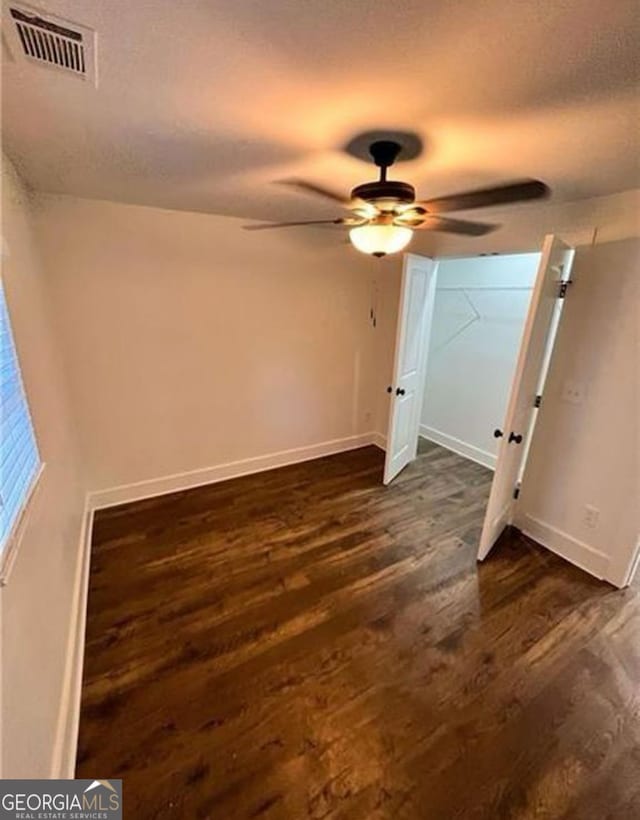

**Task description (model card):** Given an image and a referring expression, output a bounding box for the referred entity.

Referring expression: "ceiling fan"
[244,139,550,257]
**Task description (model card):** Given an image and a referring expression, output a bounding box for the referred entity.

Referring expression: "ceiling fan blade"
[277,178,379,218]
[243,218,354,231]
[418,180,550,214]
[277,178,350,205]
[407,216,498,236]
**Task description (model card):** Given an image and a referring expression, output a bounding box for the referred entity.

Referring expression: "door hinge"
[558,280,572,298]
[534,394,542,408]
[513,483,521,500]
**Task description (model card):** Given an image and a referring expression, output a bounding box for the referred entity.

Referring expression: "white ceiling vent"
[4,3,97,85]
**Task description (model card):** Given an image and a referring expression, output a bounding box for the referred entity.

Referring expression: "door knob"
[386,386,392,393]
[508,432,523,444]
[493,429,503,438]
[396,387,406,396]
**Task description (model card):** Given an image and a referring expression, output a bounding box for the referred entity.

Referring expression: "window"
[1,281,41,556]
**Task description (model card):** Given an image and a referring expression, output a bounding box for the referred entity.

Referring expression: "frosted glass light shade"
[349,224,413,256]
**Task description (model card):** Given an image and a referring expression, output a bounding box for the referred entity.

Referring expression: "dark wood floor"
[77,443,640,819]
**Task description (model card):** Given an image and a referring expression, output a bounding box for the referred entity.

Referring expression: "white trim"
[371,432,386,451]
[419,426,496,470]
[517,513,611,582]
[0,462,46,586]
[88,433,377,510]
[50,499,94,778]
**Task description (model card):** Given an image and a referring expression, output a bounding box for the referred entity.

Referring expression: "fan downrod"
[351,139,416,205]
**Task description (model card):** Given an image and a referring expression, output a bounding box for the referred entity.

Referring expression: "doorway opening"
[383,236,575,562]
[418,251,541,473]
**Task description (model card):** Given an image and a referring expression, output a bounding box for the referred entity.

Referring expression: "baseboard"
[371,431,386,451]
[88,433,377,511]
[419,425,496,470]
[50,499,94,778]
[517,513,611,582]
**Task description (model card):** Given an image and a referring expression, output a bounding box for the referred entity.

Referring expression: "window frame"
[0,462,45,585]
[0,277,44,585]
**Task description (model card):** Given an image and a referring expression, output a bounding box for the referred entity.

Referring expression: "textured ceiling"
[2,0,639,231]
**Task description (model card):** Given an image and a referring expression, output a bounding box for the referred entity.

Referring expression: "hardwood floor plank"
[77,444,640,818]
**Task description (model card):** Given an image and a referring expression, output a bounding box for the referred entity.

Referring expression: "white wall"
[419,254,540,468]
[0,158,85,776]
[32,194,377,497]
[517,238,640,587]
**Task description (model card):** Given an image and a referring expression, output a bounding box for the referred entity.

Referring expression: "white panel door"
[384,254,438,484]
[477,235,574,560]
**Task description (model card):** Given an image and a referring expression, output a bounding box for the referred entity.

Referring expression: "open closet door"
[477,235,574,560]
[384,253,438,484]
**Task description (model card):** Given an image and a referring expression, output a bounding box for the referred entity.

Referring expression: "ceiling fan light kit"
[245,134,550,256]
[349,224,413,257]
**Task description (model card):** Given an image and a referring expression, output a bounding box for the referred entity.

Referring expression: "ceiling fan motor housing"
[351,180,416,205]
[352,140,416,206]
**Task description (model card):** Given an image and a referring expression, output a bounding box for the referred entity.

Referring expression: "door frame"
[383,240,569,548]
[383,237,638,588]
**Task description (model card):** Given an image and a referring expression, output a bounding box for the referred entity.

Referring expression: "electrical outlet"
[562,380,587,405]
[583,505,600,529]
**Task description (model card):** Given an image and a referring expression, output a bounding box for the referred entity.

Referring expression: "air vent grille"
[10,7,85,73]
[4,3,97,84]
